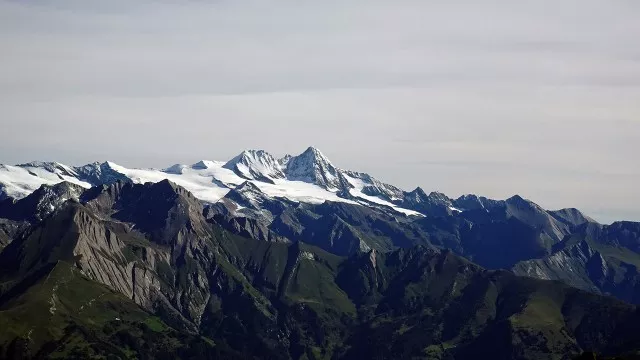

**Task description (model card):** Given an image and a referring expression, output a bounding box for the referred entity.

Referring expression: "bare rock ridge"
[0,146,602,225]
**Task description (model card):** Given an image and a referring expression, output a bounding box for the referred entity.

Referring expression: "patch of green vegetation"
[287,256,356,315]
[143,317,167,332]
[212,251,276,319]
[509,294,564,328]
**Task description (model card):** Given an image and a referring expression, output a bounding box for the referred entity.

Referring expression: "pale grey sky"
[1,0,639,223]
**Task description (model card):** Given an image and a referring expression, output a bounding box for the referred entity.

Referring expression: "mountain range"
[0,147,639,359]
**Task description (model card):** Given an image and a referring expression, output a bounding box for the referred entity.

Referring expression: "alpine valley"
[0,147,639,359]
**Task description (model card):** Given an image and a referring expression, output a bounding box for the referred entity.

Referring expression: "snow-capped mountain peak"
[191,160,217,170]
[0,162,92,200]
[405,187,428,202]
[223,150,285,183]
[164,164,188,175]
[74,161,129,185]
[301,147,334,167]
[16,161,78,178]
[285,147,342,190]
[233,180,263,194]
[224,181,269,209]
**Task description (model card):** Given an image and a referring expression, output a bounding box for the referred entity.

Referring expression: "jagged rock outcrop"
[0,182,85,222]
[400,188,456,217]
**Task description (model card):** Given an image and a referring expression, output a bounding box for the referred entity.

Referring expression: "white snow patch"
[253,179,353,205]
[343,174,422,216]
[107,161,238,203]
[350,189,422,216]
[0,164,91,199]
[300,251,315,260]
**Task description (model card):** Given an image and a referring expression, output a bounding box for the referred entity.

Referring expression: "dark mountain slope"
[211,188,596,271]
[0,181,639,359]
[267,201,432,256]
[336,248,640,359]
[514,221,640,304]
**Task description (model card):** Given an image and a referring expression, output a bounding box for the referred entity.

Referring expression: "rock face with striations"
[0,180,275,334]
[78,180,232,330]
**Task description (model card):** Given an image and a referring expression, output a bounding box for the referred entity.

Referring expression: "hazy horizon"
[1,0,639,224]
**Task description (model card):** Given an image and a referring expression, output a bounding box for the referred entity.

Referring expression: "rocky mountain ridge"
[0,147,590,221]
